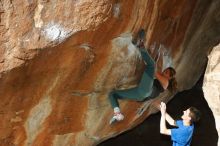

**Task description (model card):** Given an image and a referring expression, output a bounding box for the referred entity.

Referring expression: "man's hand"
[160,102,166,115]
[160,102,171,135]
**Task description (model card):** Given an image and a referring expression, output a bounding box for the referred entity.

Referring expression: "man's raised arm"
[160,102,171,135]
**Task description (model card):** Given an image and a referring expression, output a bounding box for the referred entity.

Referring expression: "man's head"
[181,107,201,124]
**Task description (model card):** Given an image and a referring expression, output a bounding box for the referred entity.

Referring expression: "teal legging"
[109,48,155,108]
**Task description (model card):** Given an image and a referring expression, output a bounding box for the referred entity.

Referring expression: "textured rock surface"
[0,0,220,146]
[203,44,220,146]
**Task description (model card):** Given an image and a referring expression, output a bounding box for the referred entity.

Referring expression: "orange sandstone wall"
[0,0,220,146]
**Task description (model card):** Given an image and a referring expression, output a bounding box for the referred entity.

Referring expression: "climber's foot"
[109,112,124,125]
[132,29,146,48]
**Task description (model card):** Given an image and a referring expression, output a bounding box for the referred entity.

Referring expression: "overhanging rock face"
[0,0,220,146]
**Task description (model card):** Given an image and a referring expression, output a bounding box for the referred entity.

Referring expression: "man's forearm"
[159,102,171,135]
[160,113,171,135]
[165,113,176,126]
[160,114,166,134]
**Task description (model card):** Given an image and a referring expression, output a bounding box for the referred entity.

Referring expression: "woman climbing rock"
[109,29,177,124]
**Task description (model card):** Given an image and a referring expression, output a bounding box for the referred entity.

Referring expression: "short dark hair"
[189,107,201,123]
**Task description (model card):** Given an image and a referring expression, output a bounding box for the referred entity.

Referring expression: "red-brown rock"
[0,0,220,145]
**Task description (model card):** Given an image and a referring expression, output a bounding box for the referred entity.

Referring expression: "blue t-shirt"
[171,120,194,146]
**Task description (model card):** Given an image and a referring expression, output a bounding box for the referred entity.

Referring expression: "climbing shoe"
[132,29,146,47]
[109,112,124,125]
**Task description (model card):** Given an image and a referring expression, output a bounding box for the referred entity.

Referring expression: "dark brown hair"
[189,107,201,123]
[166,67,178,93]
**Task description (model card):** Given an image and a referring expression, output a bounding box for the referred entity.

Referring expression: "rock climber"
[109,29,177,124]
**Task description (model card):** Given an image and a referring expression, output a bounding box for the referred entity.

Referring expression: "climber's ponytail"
[168,77,178,93]
[166,67,178,93]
